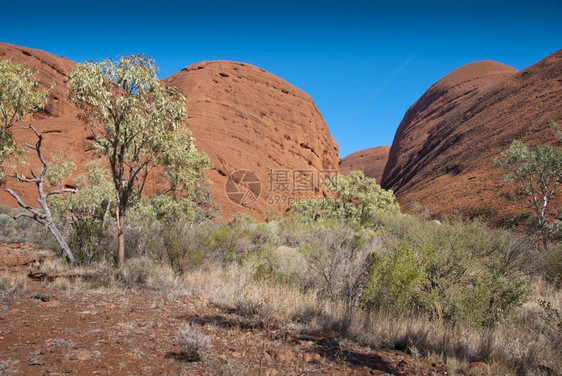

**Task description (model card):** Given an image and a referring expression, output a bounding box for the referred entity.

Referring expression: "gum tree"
[0,60,77,263]
[0,59,47,184]
[494,126,562,250]
[69,54,209,266]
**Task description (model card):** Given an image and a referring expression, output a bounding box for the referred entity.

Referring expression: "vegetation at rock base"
[1,57,561,375]
[68,54,211,267]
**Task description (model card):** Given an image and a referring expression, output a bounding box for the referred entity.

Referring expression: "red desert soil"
[0,245,449,375]
[339,146,390,184]
[0,43,339,220]
[381,51,562,222]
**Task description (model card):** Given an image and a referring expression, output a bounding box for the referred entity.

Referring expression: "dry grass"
[182,263,562,375]
[0,272,27,298]
[41,257,180,292]
[38,254,561,375]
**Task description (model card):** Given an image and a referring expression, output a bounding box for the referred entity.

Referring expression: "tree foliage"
[494,128,562,250]
[68,54,211,266]
[290,170,400,225]
[0,59,48,184]
[49,161,114,265]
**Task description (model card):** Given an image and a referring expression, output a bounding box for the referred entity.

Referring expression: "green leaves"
[494,135,562,249]
[291,170,400,225]
[0,59,48,185]
[362,216,528,326]
[68,54,210,206]
[68,54,213,265]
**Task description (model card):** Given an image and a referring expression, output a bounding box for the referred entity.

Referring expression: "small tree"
[69,54,210,266]
[494,126,562,250]
[0,59,47,184]
[0,60,76,263]
[5,126,77,264]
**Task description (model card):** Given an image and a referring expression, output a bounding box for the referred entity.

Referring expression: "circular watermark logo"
[225,169,261,206]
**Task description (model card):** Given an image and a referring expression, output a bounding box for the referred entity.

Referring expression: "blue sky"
[1,0,560,157]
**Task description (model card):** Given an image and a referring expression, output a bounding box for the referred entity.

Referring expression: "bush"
[290,171,399,226]
[116,257,177,290]
[0,214,16,239]
[457,275,527,326]
[0,206,55,246]
[362,215,528,326]
[0,273,26,297]
[363,243,432,313]
[297,220,375,307]
[84,257,177,291]
[175,326,211,361]
[200,224,252,263]
[123,197,217,270]
[540,244,562,287]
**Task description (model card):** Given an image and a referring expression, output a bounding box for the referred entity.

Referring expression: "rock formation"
[0,43,340,220]
[339,146,390,184]
[381,51,562,221]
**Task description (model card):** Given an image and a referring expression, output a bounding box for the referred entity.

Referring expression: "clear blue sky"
[1,0,560,157]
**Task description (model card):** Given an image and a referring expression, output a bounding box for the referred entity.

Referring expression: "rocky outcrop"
[0,43,340,220]
[162,61,339,219]
[339,146,390,184]
[381,51,562,221]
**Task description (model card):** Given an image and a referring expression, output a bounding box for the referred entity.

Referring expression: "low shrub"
[175,326,211,361]
[540,244,562,287]
[0,273,27,297]
[82,257,176,291]
[116,257,177,290]
[200,224,252,263]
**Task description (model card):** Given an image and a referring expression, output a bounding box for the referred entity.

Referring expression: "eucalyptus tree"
[0,59,47,184]
[69,55,210,266]
[495,125,562,250]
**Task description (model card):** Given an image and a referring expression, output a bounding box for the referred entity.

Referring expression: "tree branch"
[46,188,78,197]
[5,188,43,219]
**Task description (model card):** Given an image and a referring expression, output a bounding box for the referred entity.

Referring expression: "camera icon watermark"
[224,169,262,206]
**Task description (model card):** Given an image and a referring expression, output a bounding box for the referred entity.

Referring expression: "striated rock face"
[382,51,562,221]
[339,146,390,184]
[162,61,339,219]
[0,43,340,219]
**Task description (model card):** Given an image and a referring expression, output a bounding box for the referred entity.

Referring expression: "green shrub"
[290,171,399,226]
[363,243,433,313]
[456,275,527,326]
[201,225,252,263]
[48,161,114,265]
[362,214,528,326]
[124,198,213,270]
[116,257,177,290]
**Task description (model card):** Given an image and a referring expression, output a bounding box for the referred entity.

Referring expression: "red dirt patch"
[0,246,448,375]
